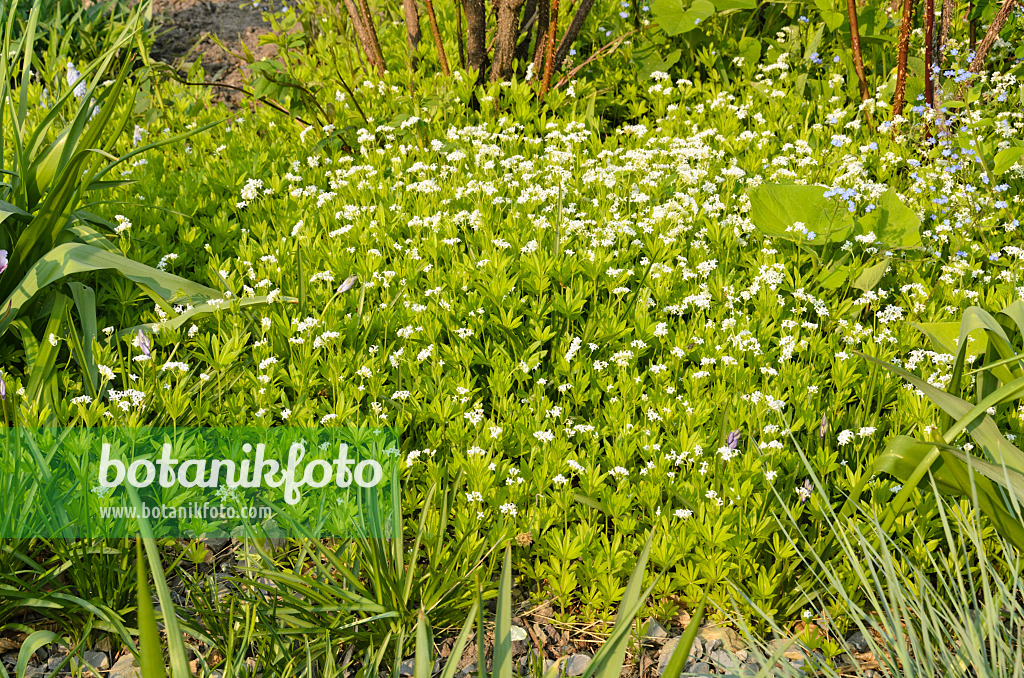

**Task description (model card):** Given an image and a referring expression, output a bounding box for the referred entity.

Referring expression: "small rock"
[399,659,416,676]
[23,666,45,678]
[655,639,676,676]
[864,669,884,678]
[510,626,528,643]
[643,618,669,642]
[711,650,740,670]
[542,659,556,675]
[691,661,713,675]
[108,655,142,678]
[47,652,69,673]
[564,653,591,677]
[82,650,110,671]
[846,630,870,653]
[699,626,744,652]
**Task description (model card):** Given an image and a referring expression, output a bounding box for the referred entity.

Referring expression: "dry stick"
[423,0,451,75]
[846,0,871,109]
[891,0,915,118]
[924,0,935,106]
[539,0,560,97]
[551,0,597,74]
[402,0,422,71]
[530,0,551,78]
[969,0,1018,71]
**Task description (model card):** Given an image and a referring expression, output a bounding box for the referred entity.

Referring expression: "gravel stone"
[108,655,142,678]
[711,650,740,670]
[510,626,528,642]
[691,661,713,675]
[699,626,744,652]
[81,651,110,671]
[846,630,870,653]
[564,653,591,676]
[644,618,670,642]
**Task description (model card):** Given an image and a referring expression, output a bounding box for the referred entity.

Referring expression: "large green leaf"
[0,242,222,335]
[651,0,716,35]
[993,146,1024,175]
[859,188,921,248]
[747,184,854,244]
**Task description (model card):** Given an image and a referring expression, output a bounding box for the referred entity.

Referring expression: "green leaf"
[993,146,1024,175]
[136,539,167,678]
[859,189,921,247]
[852,258,889,292]
[652,0,715,35]
[713,0,756,10]
[0,243,222,336]
[129,487,192,678]
[16,631,58,678]
[493,547,513,678]
[747,184,854,244]
[813,0,845,29]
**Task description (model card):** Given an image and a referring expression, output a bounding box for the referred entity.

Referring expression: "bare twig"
[892,0,915,117]
[340,0,385,75]
[924,0,935,106]
[539,0,560,96]
[551,0,597,74]
[554,28,640,89]
[423,0,451,75]
[846,0,871,107]
[969,0,1018,71]
[531,0,551,77]
[402,0,422,71]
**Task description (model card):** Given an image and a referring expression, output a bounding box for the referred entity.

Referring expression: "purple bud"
[726,429,741,450]
[0,249,8,275]
[338,274,359,294]
[799,479,813,504]
[819,413,829,439]
[0,375,6,401]
[137,329,151,357]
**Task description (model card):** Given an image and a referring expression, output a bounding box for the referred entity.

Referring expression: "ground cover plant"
[0,0,1023,675]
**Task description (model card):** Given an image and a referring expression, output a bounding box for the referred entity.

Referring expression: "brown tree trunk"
[939,0,953,52]
[464,0,490,83]
[357,0,387,73]
[969,0,1018,71]
[539,0,559,96]
[341,0,386,74]
[846,0,870,106]
[530,0,550,78]
[924,0,934,106]
[423,0,452,75]
[551,0,597,73]
[491,0,526,81]
[457,0,466,69]
[892,0,915,117]
[403,0,422,70]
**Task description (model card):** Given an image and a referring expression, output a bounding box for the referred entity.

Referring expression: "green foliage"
[865,301,1024,550]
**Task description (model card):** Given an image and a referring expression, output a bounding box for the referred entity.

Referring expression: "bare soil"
[150,0,278,106]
